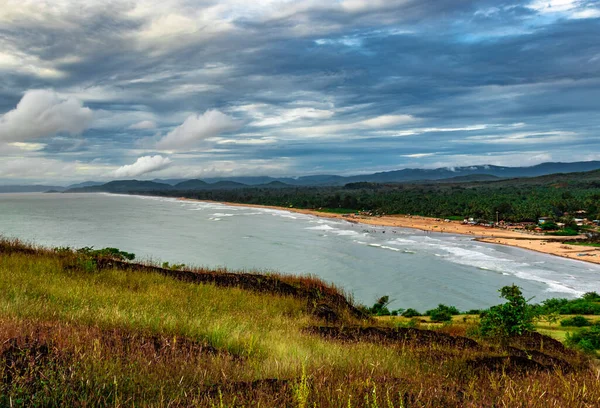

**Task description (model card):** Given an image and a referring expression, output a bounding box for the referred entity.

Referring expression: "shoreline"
[178,197,600,266]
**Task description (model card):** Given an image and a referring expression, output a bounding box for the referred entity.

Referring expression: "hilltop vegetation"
[0,238,599,406]
[141,169,600,223]
[57,165,600,224]
[56,160,600,192]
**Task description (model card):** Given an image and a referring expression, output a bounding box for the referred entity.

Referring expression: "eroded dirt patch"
[510,331,575,356]
[466,356,546,373]
[505,346,573,372]
[305,325,480,349]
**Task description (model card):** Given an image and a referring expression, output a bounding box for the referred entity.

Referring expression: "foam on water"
[306,225,336,231]
[331,229,361,237]
[380,245,402,252]
[389,237,419,245]
[356,242,411,253]
[424,241,587,296]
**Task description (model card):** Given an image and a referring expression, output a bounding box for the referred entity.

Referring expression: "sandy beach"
[179,198,600,266]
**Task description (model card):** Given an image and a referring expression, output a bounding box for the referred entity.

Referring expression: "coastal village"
[335,209,600,264]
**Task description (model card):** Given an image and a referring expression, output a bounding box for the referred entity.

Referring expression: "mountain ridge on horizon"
[2,160,600,193]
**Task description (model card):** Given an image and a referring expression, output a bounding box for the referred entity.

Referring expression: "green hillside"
[0,239,598,407]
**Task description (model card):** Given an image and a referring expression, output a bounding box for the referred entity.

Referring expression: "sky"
[0,0,599,184]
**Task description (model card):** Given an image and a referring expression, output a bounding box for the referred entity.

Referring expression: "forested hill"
[59,160,600,192]
[179,160,600,185]
[130,169,600,223]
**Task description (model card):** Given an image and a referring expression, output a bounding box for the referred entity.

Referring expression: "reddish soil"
[305,325,480,350]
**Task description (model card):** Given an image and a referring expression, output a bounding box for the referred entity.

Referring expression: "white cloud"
[0,157,78,179]
[156,110,241,149]
[215,137,277,145]
[425,152,556,169]
[0,89,93,142]
[112,155,172,178]
[283,113,417,137]
[164,83,221,96]
[93,110,159,130]
[129,6,235,54]
[571,8,600,19]
[359,114,415,128]
[528,0,600,19]
[128,120,157,130]
[462,131,578,145]
[0,49,65,78]
[529,0,578,13]
[155,158,292,179]
[402,153,436,158]
[8,142,46,151]
[251,107,335,127]
[373,124,490,137]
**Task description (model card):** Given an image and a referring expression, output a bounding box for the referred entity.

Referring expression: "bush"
[162,262,186,270]
[429,309,452,323]
[537,296,600,315]
[560,315,592,327]
[426,304,460,323]
[546,228,579,236]
[566,326,600,353]
[582,292,600,301]
[559,301,600,315]
[480,285,536,340]
[76,247,135,261]
[401,308,421,318]
[537,297,569,312]
[393,308,405,316]
[396,318,420,328]
[370,296,391,316]
[540,221,558,230]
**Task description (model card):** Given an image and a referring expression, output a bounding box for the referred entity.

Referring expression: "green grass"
[1,240,600,406]
[564,241,600,248]
[314,208,357,214]
[446,215,466,221]
[0,248,425,406]
[0,253,307,357]
[379,313,600,343]
[546,229,580,236]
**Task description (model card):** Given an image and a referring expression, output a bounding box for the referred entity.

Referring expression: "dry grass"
[1,238,599,407]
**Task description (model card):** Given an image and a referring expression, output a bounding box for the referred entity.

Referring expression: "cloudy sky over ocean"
[0,0,599,183]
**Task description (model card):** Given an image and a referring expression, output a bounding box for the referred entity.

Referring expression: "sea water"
[0,192,598,311]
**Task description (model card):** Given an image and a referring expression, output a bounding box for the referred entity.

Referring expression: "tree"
[401,308,421,318]
[479,285,536,341]
[370,296,391,316]
[540,221,558,231]
[426,304,460,323]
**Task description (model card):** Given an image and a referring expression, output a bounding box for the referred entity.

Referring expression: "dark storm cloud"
[0,0,599,182]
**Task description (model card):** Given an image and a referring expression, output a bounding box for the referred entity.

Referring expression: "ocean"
[0,192,598,311]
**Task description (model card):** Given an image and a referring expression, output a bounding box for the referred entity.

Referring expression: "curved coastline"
[178,197,600,266]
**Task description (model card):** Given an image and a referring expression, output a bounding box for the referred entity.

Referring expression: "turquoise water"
[0,192,598,310]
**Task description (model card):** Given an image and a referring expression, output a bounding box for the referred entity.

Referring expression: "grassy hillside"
[0,239,599,407]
